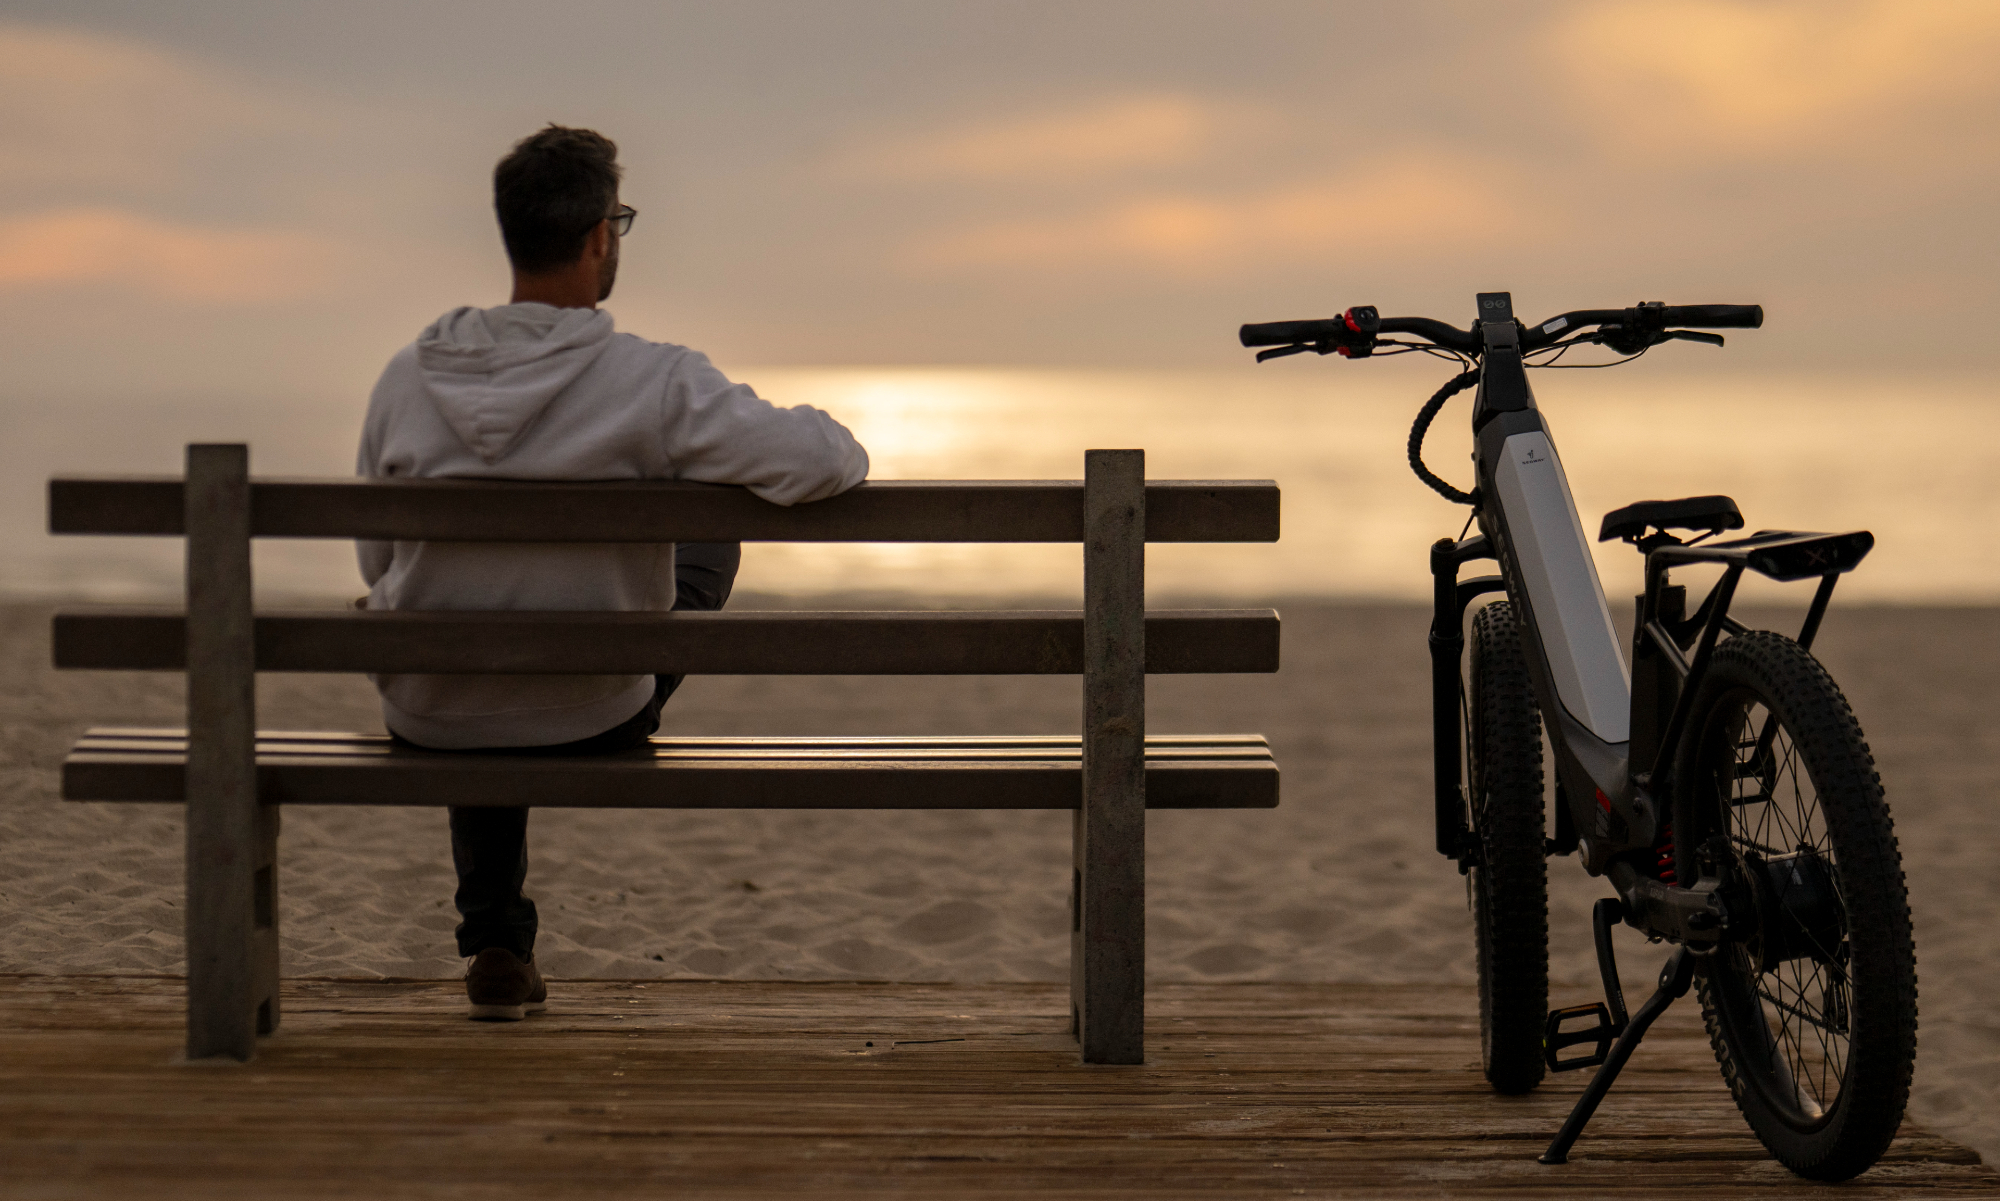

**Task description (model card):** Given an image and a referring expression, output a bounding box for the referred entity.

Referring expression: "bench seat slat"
[75,727,1271,749]
[64,729,1278,810]
[75,738,1274,762]
[49,477,1280,544]
[53,609,1280,675]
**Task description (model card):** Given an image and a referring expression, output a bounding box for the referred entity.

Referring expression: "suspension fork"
[1430,532,1507,864]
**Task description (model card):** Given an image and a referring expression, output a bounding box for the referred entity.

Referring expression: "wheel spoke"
[1729,832,1792,858]
[1755,988,1837,1034]
[1714,690,1855,1120]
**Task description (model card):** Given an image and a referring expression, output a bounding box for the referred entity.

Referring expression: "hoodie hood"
[415,303,616,464]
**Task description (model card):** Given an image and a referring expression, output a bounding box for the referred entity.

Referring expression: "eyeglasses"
[608,204,636,237]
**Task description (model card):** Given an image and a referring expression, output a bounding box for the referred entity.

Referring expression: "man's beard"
[597,240,619,301]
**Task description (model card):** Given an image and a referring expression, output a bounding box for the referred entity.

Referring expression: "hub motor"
[1744,848,1844,973]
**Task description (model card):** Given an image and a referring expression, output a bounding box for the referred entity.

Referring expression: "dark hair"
[493,125,622,274]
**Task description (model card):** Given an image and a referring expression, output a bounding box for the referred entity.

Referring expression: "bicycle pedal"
[1544,1002,1620,1072]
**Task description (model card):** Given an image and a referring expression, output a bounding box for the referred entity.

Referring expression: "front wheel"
[1673,631,1917,1181]
[1466,601,1548,1094]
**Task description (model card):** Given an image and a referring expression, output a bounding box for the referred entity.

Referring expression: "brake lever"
[1666,329,1725,347]
[1255,343,1313,363]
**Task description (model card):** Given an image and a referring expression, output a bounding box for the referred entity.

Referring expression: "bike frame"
[1426,292,1872,943]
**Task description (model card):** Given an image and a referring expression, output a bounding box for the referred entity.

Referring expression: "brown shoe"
[465,948,548,1021]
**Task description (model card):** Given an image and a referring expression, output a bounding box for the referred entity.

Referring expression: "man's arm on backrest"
[657,351,869,506]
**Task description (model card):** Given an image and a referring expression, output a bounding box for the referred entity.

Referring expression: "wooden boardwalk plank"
[0,979,1989,1199]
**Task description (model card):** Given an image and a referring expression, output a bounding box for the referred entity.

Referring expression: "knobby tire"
[1673,631,1917,1181]
[1467,601,1549,1095]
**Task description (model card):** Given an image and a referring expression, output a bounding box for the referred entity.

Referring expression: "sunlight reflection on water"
[8,366,1996,603]
[740,366,2000,605]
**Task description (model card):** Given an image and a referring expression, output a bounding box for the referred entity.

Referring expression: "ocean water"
[7,366,1996,605]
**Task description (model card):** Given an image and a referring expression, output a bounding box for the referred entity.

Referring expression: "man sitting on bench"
[356,125,870,1020]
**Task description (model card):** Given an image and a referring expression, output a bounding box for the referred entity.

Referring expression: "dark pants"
[396,543,741,959]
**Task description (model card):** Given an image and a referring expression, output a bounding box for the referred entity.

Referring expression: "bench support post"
[184,444,278,1061]
[1073,449,1145,1064]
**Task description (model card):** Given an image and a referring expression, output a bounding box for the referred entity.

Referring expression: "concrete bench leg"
[1071,449,1145,1065]
[184,444,278,1061]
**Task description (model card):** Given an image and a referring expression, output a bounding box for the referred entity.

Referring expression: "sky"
[0,0,1996,400]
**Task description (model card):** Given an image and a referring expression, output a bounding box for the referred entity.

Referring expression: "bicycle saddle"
[1598,495,1743,543]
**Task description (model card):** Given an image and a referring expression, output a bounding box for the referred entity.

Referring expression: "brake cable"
[1410,327,1651,505]
[1352,315,1723,506]
[1408,367,1481,506]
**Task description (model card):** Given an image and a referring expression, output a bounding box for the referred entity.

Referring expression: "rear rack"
[1650,529,1873,582]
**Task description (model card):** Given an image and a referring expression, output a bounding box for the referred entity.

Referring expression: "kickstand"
[1539,944,1697,1165]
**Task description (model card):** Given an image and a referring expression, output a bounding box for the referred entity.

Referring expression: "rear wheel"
[1466,601,1548,1094]
[1673,631,1917,1181]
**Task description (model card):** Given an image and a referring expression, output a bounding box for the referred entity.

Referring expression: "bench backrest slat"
[49,477,1279,543]
[53,608,1280,675]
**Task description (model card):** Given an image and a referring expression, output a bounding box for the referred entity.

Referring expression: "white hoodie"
[357,302,868,748]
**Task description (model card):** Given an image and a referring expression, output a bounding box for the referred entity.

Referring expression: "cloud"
[0,208,341,303]
[0,22,283,195]
[899,153,1521,279]
[0,24,388,307]
[1553,0,2000,156]
[837,94,1244,181]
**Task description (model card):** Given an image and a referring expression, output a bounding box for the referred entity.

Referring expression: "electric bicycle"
[1239,293,1917,1181]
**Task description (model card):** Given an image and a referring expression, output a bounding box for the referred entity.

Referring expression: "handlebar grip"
[1240,318,1348,347]
[1660,304,1763,329]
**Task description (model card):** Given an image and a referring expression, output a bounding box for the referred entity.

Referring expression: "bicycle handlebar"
[1531,304,1763,338]
[1240,315,1479,350]
[1238,318,1349,347]
[1649,303,1762,329]
[1239,302,1763,355]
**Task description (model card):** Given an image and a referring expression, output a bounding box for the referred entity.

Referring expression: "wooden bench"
[50,445,1281,1064]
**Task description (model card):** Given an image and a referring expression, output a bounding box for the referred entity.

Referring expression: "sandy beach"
[2,598,1994,1162]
